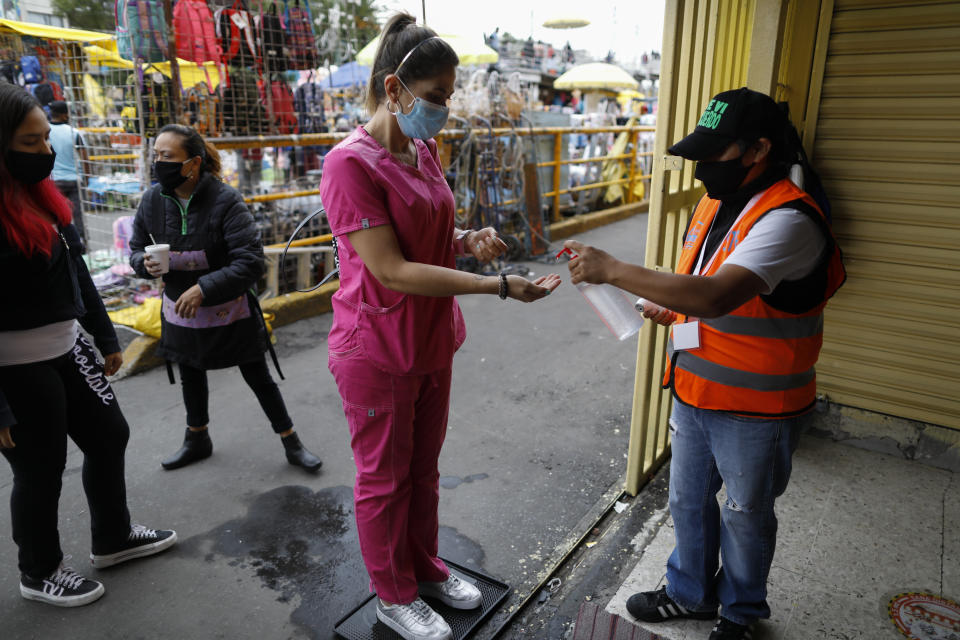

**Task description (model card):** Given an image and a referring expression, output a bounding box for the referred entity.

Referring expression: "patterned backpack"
[283,0,317,70]
[215,0,259,69]
[257,2,287,71]
[115,0,169,64]
[268,79,298,135]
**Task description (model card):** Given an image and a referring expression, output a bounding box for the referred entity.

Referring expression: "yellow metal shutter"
[812,0,960,428]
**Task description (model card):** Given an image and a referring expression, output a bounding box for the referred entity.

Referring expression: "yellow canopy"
[84,44,221,88]
[357,34,498,67]
[84,44,133,69]
[542,17,590,29]
[0,18,112,43]
[553,62,639,91]
[146,60,221,89]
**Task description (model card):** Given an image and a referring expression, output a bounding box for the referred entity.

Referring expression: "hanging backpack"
[778,101,832,223]
[294,82,325,134]
[115,0,169,64]
[20,56,42,84]
[215,0,259,69]
[257,2,287,71]
[221,66,266,136]
[269,79,298,135]
[173,0,223,92]
[27,82,55,106]
[283,0,317,70]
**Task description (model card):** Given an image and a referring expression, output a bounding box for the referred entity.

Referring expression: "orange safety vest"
[662,178,845,418]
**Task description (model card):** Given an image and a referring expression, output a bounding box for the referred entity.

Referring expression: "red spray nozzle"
[555,247,579,261]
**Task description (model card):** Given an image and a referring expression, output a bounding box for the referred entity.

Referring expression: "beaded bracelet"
[498,273,508,300]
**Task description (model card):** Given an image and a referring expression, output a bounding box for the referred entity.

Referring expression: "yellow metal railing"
[214,124,654,229]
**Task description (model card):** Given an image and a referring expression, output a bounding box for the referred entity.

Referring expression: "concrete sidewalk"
[605,435,959,639]
[0,214,650,639]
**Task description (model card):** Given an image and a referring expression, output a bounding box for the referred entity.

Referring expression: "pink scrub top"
[319,126,466,376]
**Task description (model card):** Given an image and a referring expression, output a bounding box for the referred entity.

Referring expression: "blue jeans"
[665,398,805,625]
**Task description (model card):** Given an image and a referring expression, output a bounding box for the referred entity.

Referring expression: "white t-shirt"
[0,320,78,366]
[719,208,826,294]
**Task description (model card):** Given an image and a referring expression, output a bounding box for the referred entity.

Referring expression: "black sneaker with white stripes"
[625,585,717,622]
[90,524,177,569]
[709,617,754,639]
[20,562,104,607]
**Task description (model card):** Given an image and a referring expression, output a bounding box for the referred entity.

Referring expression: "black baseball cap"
[49,100,68,116]
[668,87,785,161]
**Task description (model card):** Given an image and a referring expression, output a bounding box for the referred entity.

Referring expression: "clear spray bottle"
[556,248,644,341]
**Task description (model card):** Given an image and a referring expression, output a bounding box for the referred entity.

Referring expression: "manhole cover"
[888,592,960,639]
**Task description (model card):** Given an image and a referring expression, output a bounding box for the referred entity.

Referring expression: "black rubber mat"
[333,559,510,640]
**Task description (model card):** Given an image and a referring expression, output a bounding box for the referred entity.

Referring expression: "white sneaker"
[376,597,452,640]
[420,573,483,610]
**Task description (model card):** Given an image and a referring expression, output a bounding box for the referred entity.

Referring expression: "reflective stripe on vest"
[668,340,816,392]
[663,178,842,417]
[701,313,823,339]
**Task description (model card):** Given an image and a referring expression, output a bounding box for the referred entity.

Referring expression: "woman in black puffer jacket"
[129,124,321,472]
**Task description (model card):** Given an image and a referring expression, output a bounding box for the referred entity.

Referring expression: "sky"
[374,0,665,68]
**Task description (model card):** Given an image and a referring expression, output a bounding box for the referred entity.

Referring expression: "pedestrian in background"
[0,83,176,608]
[129,124,322,473]
[320,13,561,640]
[565,87,845,640]
[48,101,88,252]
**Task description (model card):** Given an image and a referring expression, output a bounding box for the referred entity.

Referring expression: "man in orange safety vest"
[564,87,845,640]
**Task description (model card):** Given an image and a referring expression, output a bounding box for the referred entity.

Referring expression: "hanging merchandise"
[294,82,325,134]
[83,74,108,119]
[128,72,175,137]
[26,81,53,106]
[295,81,326,172]
[284,0,318,71]
[268,78,299,134]
[0,59,22,85]
[184,83,220,136]
[257,1,287,71]
[115,0,169,64]
[221,66,266,136]
[173,0,223,91]
[215,0,259,69]
[20,55,42,83]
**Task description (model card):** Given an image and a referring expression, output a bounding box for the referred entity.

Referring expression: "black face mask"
[153,160,191,191]
[694,156,752,200]
[5,149,56,185]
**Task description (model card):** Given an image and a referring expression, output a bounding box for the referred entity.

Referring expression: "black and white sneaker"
[20,562,104,607]
[625,585,717,622]
[709,617,754,640]
[90,524,177,569]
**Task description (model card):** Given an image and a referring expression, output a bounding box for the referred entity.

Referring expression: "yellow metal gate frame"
[624,0,829,495]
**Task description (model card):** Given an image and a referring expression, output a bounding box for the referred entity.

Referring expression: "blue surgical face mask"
[393,77,449,140]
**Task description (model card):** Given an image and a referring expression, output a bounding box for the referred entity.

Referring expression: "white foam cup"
[145,243,170,274]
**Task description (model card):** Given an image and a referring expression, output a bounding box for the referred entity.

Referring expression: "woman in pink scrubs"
[319,13,561,640]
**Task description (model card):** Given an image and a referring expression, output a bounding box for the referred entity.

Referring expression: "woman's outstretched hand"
[468,227,510,263]
[506,274,562,302]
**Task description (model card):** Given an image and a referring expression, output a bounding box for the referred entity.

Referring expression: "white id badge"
[673,320,701,351]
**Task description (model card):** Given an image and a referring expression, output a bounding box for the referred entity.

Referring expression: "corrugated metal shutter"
[812,0,960,428]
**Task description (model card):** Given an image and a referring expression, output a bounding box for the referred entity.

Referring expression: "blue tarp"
[327,62,369,88]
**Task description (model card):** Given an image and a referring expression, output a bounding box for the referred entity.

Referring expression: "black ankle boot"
[161,428,213,470]
[281,432,322,473]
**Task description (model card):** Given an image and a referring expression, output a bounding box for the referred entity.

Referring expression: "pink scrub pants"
[328,344,451,605]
